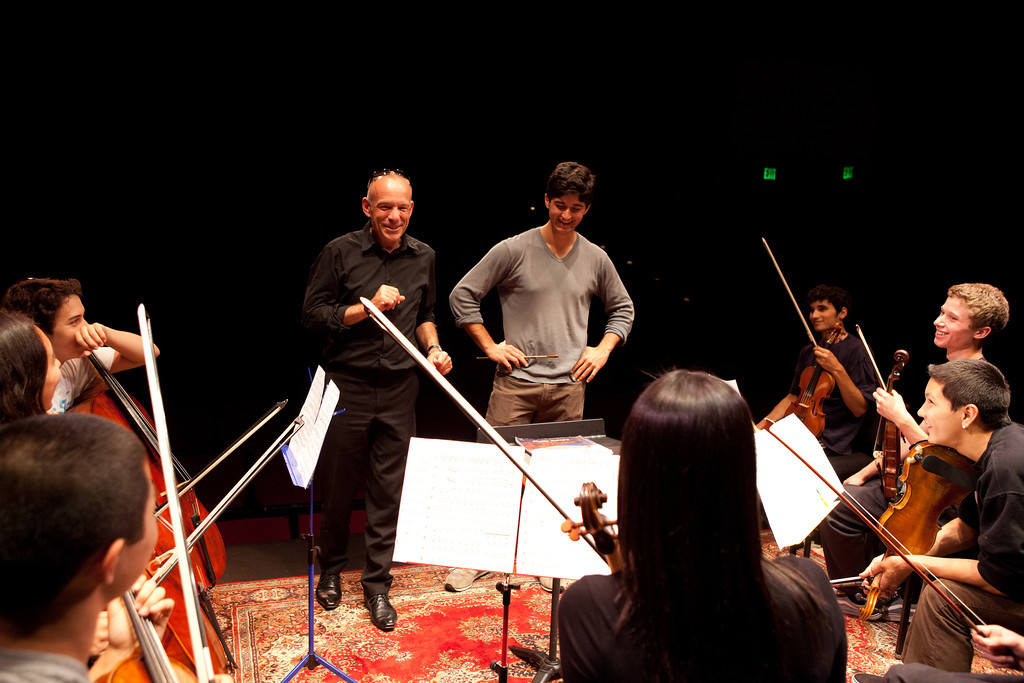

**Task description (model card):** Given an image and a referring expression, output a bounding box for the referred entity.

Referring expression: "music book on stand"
[394,437,619,580]
[282,366,340,489]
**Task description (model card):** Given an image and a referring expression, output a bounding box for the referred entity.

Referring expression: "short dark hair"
[545,161,596,205]
[0,413,149,629]
[1,277,83,335]
[807,284,851,315]
[0,310,50,424]
[928,359,1011,430]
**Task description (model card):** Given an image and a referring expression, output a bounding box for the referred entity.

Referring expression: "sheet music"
[394,437,618,579]
[282,366,340,489]
[394,438,526,572]
[755,415,842,547]
[515,449,618,579]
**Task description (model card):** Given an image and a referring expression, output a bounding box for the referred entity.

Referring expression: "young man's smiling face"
[808,299,846,337]
[933,296,989,357]
[544,193,590,236]
[917,378,964,449]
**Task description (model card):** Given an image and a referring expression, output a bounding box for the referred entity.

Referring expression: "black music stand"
[475,419,620,683]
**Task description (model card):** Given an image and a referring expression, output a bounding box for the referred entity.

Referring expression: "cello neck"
[85,355,192,484]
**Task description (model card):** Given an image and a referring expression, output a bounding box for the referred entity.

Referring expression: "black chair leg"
[895,574,920,658]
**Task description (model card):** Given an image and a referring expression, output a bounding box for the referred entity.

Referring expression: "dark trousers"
[820,481,963,598]
[819,482,888,589]
[316,368,418,597]
[881,662,1014,681]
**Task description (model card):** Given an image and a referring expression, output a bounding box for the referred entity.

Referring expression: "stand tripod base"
[509,577,563,682]
[279,485,358,683]
[508,646,561,682]
[284,652,356,681]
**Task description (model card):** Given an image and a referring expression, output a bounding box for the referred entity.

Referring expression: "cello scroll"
[561,482,621,572]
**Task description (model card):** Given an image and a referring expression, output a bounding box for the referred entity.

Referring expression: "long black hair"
[617,369,829,681]
[0,310,50,423]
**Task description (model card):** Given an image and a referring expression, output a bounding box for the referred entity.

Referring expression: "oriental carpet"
[208,534,1019,681]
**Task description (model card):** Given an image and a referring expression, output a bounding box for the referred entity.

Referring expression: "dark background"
[6,57,1019,527]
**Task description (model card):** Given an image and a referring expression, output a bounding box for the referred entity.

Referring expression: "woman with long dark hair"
[0,310,61,424]
[558,369,846,681]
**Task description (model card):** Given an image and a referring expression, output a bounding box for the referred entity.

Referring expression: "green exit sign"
[763,167,777,180]
[843,166,854,180]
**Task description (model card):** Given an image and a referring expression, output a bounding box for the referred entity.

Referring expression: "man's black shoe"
[316,573,341,611]
[364,593,397,631]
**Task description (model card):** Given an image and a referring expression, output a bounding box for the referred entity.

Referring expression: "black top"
[787,335,876,455]
[558,555,847,682]
[959,422,1024,601]
[302,223,436,374]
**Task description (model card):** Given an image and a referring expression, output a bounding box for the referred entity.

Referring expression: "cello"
[70,355,234,674]
[73,354,227,587]
[94,589,197,683]
[136,304,220,683]
[562,482,620,572]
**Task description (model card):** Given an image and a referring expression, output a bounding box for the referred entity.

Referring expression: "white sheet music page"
[755,415,842,547]
[514,449,619,580]
[282,366,340,489]
[393,437,527,574]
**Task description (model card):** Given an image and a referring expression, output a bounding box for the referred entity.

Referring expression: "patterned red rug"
[212,564,558,682]
[208,535,1019,681]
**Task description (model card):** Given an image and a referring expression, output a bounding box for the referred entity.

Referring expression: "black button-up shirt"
[302,222,436,374]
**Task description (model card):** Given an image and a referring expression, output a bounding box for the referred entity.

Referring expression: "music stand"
[281,481,357,683]
[277,370,357,683]
[475,419,620,683]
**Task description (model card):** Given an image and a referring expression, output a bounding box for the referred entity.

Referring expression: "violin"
[562,482,620,572]
[763,424,983,628]
[877,350,908,500]
[783,323,843,437]
[858,440,977,619]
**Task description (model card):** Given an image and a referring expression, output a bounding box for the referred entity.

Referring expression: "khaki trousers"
[904,578,1024,672]
[485,375,585,426]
